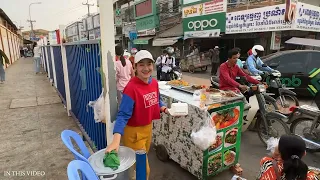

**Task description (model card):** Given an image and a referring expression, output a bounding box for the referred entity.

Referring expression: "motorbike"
[161,66,182,81]
[242,84,290,145]
[258,65,299,115]
[287,105,320,152]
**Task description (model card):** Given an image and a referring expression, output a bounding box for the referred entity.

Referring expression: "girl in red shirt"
[258,135,318,180]
[106,50,169,179]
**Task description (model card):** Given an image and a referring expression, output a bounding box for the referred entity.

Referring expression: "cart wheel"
[155,144,169,162]
[188,65,195,73]
[201,66,208,72]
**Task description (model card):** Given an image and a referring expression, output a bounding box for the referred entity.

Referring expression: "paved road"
[148,69,320,180]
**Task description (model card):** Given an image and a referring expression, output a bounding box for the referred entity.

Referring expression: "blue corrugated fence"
[52,46,66,104]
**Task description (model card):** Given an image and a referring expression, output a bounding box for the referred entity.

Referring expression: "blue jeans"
[34,57,41,73]
[0,65,5,82]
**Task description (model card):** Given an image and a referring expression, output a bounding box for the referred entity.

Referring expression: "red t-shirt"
[219,62,260,92]
[258,157,319,180]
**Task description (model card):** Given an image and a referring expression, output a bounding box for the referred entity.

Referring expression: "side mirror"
[269,63,279,68]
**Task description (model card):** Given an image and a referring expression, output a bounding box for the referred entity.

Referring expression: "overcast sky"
[2,0,98,31]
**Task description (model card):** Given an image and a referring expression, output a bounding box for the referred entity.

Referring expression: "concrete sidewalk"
[0,58,80,180]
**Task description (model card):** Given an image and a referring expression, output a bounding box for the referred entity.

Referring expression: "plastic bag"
[191,112,217,150]
[266,137,280,154]
[88,89,105,123]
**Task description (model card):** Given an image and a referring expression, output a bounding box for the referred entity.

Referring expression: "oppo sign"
[187,18,218,31]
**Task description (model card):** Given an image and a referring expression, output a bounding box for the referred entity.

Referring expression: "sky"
[1,0,98,31]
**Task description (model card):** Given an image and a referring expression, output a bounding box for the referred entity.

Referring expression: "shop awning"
[133,37,153,45]
[152,36,182,46]
[285,37,320,48]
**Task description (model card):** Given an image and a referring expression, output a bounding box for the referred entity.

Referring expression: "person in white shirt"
[159,47,176,81]
[33,42,42,74]
[155,49,167,80]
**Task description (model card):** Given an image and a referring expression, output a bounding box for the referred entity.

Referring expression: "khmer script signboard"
[226,4,294,34]
[294,2,320,32]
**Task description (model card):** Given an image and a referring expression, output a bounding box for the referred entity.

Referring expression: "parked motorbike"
[242,84,290,145]
[288,105,320,152]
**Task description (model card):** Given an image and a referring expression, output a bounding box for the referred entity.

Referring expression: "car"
[262,50,320,97]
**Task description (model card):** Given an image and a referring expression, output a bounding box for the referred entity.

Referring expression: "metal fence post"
[50,46,58,88]
[59,25,72,116]
[99,0,117,145]
[44,46,51,79]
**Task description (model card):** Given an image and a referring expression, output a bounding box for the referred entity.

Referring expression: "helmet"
[166,47,174,55]
[251,45,264,56]
[131,48,138,54]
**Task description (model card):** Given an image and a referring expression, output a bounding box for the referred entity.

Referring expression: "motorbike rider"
[157,47,176,81]
[156,49,168,80]
[246,45,275,76]
[220,49,260,93]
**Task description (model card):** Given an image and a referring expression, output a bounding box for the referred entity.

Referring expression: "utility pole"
[82,0,94,16]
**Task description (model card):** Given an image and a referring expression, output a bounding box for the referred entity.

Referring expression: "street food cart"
[153,80,245,179]
[180,52,211,73]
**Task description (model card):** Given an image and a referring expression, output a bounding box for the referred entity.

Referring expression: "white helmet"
[252,45,264,56]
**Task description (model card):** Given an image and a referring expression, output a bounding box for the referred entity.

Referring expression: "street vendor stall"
[153,80,245,180]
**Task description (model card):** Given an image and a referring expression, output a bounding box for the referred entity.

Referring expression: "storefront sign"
[87,16,94,30]
[184,29,220,39]
[129,31,138,40]
[226,4,294,34]
[133,39,149,45]
[183,0,201,5]
[183,12,226,34]
[135,0,153,18]
[137,28,155,36]
[270,31,281,50]
[294,3,320,32]
[94,28,101,39]
[136,16,156,31]
[93,14,100,28]
[183,0,227,18]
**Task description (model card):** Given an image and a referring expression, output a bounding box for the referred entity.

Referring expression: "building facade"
[0,9,22,69]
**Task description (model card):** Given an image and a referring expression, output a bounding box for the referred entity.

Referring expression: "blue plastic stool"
[61,130,92,180]
[67,160,99,180]
[61,130,91,163]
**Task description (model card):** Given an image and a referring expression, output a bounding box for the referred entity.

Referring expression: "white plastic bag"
[191,112,217,150]
[88,89,105,123]
[266,137,280,154]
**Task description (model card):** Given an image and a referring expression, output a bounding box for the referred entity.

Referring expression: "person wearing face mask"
[246,45,275,76]
[106,50,170,180]
[258,135,318,180]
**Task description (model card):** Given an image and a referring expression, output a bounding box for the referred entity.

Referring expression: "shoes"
[0,81,4,84]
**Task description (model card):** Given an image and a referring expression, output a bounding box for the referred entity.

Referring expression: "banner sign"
[182,0,227,18]
[183,12,226,34]
[294,2,320,32]
[225,4,294,34]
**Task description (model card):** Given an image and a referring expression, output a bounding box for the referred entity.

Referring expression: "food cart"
[153,80,245,180]
[180,52,211,73]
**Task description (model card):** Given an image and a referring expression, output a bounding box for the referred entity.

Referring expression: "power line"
[82,0,94,16]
